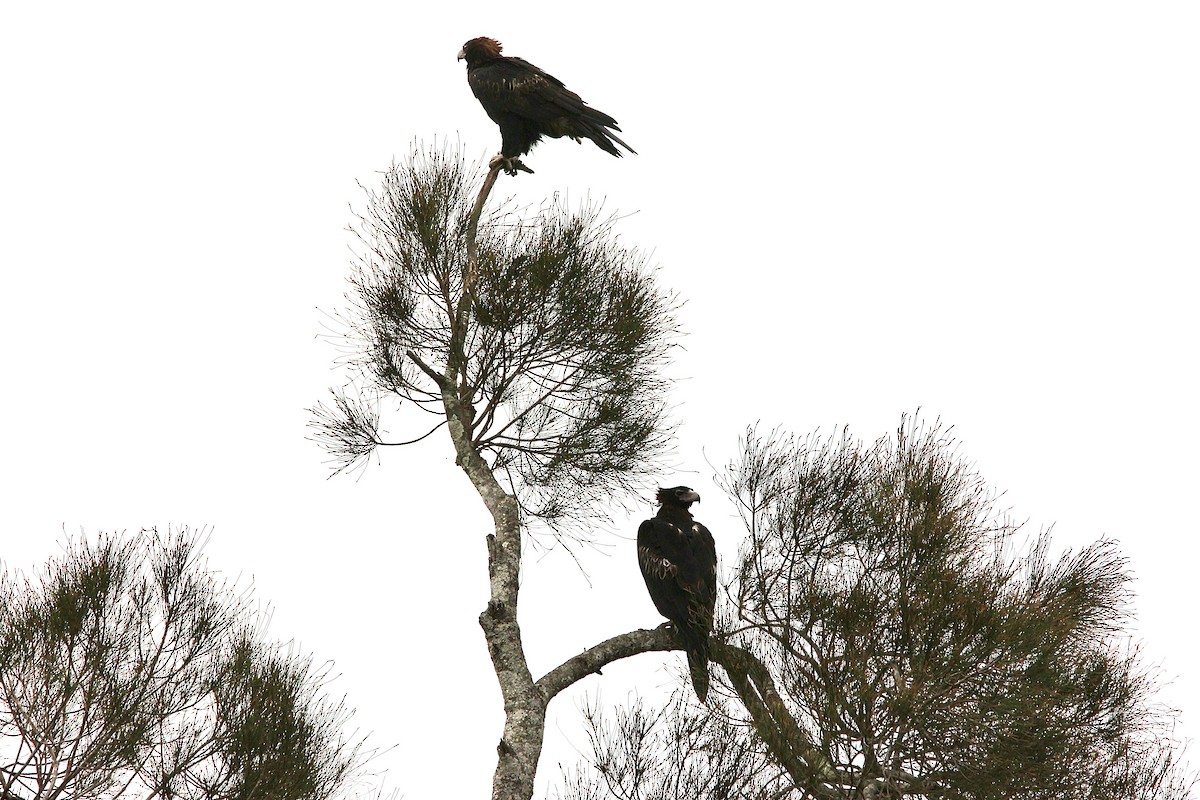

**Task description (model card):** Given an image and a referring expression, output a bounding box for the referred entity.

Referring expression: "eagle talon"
[487,154,534,176]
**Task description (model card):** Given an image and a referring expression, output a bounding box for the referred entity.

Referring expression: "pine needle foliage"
[311,143,679,535]
[0,528,380,800]
[562,416,1194,800]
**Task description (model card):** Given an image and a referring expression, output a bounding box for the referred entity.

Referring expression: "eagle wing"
[637,518,716,635]
[685,521,718,633]
[638,515,717,701]
[469,57,615,125]
[467,55,632,159]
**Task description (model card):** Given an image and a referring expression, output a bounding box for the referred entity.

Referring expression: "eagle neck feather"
[656,504,694,529]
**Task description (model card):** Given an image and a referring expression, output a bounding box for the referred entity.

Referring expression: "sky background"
[3,2,1198,797]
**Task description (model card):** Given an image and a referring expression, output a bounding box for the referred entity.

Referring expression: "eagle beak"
[456,48,466,61]
[683,490,701,504]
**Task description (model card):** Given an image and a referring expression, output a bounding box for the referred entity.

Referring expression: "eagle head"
[458,36,503,64]
[657,486,700,508]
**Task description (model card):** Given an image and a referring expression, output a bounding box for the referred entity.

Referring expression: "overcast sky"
[3,2,1198,797]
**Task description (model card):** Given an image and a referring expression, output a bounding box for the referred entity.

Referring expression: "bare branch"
[537,627,677,701]
[405,349,448,388]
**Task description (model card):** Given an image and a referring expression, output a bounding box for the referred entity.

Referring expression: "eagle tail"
[603,128,637,156]
[573,108,637,157]
[686,643,710,702]
[585,125,637,158]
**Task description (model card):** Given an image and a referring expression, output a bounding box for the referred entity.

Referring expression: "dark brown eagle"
[637,486,717,701]
[457,37,636,176]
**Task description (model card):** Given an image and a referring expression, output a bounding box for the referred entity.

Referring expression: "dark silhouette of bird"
[637,486,717,701]
[457,37,636,176]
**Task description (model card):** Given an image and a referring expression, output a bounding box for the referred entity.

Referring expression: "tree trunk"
[442,386,545,800]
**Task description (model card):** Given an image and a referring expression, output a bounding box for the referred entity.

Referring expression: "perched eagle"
[457,37,636,175]
[637,486,717,701]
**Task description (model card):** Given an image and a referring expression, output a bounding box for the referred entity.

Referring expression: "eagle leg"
[489,154,535,176]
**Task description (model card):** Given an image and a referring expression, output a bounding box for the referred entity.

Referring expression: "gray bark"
[438,377,545,800]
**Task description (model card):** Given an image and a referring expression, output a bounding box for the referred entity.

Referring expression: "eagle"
[637,486,717,701]
[457,37,636,176]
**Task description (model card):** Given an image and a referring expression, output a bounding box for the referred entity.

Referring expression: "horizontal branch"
[536,626,677,701]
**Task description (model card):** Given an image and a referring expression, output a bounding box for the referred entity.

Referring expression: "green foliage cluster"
[311,144,679,535]
[561,417,1193,800]
[721,417,1189,798]
[0,529,374,800]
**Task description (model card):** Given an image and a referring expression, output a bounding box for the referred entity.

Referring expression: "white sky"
[2,2,1198,797]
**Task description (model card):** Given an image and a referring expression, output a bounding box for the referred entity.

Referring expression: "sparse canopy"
[0,528,376,800]
[457,37,636,175]
[310,144,677,536]
[560,418,1196,800]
